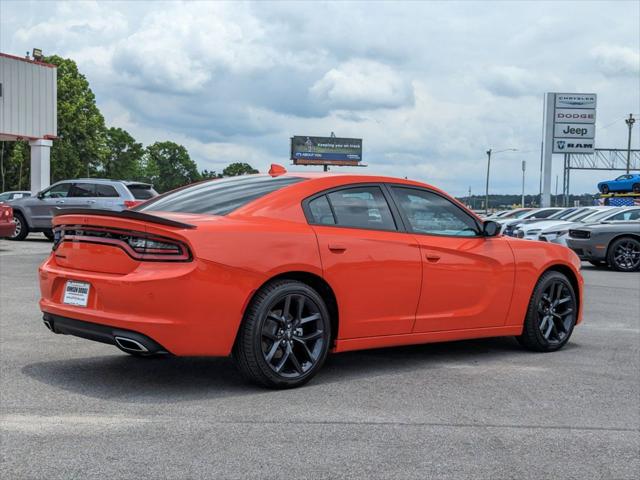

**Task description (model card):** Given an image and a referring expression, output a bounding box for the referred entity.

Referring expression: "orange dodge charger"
[39,168,583,388]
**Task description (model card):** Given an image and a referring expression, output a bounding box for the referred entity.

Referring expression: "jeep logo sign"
[554,123,595,139]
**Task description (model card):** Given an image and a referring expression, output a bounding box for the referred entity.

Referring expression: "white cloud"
[2,0,639,195]
[310,59,414,111]
[591,45,640,76]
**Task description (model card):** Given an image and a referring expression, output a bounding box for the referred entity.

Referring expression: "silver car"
[8,179,157,241]
[0,190,31,202]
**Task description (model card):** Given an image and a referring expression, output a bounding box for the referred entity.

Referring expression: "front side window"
[41,183,71,199]
[608,209,640,221]
[137,175,305,216]
[391,187,479,237]
[325,186,396,231]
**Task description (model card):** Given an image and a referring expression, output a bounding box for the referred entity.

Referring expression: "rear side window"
[137,176,305,215]
[324,186,396,231]
[95,184,119,197]
[608,209,640,221]
[127,184,158,200]
[69,183,96,198]
[308,196,336,225]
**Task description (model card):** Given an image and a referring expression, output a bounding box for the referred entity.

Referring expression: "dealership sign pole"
[541,93,597,207]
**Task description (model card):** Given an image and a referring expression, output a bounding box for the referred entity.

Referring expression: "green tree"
[144,141,200,192]
[222,162,258,177]
[200,169,222,179]
[43,55,107,181]
[0,141,30,191]
[103,127,144,180]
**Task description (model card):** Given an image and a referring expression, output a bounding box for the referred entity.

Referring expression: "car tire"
[233,279,331,389]
[43,230,55,241]
[600,184,609,194]
[633,183,640,193]
[9,212,29,241]
[517,271,577,352]
[607,237,640,272]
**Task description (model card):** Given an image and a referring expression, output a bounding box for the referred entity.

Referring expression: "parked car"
[567,221,640,271]
[0,203,16,238]
[515,207,611,240]
[40,169,583,389]
[8,179,158,241]
[597,174,640,194]
[499,208,564,236]
[538,207,636,245]
[0,190,31,202]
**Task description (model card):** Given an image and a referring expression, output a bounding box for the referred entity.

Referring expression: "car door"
[66,182,101,209]
[305,184,422,339]
[388,185,515,333]
[28,182,72,228]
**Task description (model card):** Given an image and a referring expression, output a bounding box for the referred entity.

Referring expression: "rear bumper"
[0,221,16,237]
[39,253,263,356]
[43,313,169,354]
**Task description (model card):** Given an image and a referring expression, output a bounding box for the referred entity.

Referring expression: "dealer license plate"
[63,280,90,307]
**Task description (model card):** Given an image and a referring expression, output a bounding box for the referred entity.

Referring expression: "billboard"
[291,136,362,165]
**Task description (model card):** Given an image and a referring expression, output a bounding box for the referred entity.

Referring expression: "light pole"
[521,160,526,208]
[625,114,635,174]
[485,148,517,214]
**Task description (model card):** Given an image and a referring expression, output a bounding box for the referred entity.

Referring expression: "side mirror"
[37,192,45,199]
[482,220,500,237]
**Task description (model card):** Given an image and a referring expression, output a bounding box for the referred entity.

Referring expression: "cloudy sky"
[1,0,639,196]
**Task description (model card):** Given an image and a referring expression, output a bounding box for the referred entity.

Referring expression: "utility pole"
[521,160,526,208]
[625,114,635,174]
[485,149,491,215]
[467,186,472,208]
[554,175,559,207]
[485,148,517,215]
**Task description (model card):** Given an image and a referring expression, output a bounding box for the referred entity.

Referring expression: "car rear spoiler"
[53,208,197,229]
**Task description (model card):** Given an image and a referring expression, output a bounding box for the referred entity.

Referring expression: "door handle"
[55,200,65,204]
[425,252,441,262]
[86,200,97,204]
[328,244,347,253]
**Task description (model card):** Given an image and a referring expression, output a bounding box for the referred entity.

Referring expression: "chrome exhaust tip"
[114,336,149,353]
[43,319,53,332]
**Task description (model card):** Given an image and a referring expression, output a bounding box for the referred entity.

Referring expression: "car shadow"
[21,336,548,402]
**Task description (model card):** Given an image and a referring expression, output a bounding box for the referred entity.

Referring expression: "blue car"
[598,174,640,194]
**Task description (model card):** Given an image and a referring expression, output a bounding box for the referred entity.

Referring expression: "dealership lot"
[1,237,638,479]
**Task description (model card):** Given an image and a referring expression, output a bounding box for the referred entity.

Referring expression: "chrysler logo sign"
[555,94,597,109]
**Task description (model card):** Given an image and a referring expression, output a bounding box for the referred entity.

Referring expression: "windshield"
[507,209,532,219]
[578,209,613,222]
[549,208,576,220]
[136,175,305,216]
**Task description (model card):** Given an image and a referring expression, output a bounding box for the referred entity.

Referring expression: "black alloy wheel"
[233,280,331,388]
[536,281,575,345]
[633,183,640,193]
[601,184,609,194]
[608,237,640,272]
[517,271,577,352]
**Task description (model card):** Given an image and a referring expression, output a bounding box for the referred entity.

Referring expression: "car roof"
[55,178,152,186]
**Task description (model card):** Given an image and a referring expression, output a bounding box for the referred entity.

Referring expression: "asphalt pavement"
[1,235,639,479]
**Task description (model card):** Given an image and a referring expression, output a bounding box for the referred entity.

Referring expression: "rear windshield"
[136,175,305,215]
[127,184,158,200]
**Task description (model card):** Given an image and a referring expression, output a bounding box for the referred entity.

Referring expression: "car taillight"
[53,225,191,262]
[123,200,143,209]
